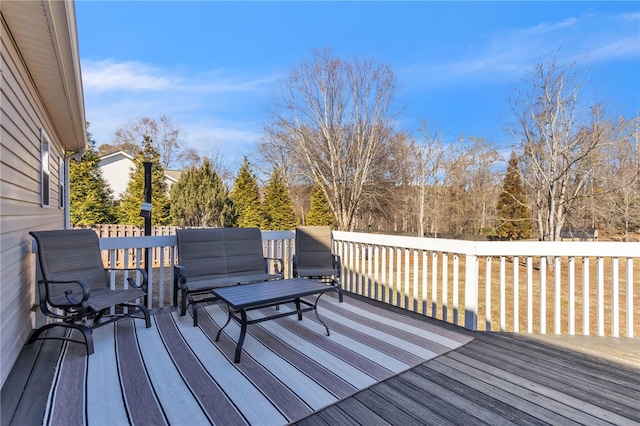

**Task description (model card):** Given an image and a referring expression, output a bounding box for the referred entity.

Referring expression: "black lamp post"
[142,161,152,277]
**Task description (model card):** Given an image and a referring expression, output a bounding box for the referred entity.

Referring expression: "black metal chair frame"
[28,229,151,355]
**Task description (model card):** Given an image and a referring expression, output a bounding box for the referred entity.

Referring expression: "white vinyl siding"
[99,152,178,199]
[0,17,66,387]
[99,153,136,200]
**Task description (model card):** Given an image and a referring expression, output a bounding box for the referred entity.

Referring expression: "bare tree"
[600,116,640,240]
[511,57,606,241]
[113,115,183,169]
[411,124,448,237]
[263,48,401,231]
[446,136,501,234]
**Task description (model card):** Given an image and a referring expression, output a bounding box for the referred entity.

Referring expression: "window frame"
[58,157,65,209]
[40,128,51,207]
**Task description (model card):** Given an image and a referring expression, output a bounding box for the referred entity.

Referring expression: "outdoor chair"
[28,229,151,355]
[293,226,343,302]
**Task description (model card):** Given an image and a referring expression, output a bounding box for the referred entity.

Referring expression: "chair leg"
[140,304,151,328]
[331,279,344,302]
[192,301,199,327]
[173,282,179,308]
[80,326,95,355]
[180,288,188,316]
[27,322,94,355]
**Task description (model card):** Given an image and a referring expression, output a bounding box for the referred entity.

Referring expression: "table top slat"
[212,278,335,309]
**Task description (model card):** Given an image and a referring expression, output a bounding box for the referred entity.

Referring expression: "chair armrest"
[40,279,90,307]
[332,255,341,278]
[173,265,187,288]
[292,255,298,277]
[264,257,284,277]
[105,267,148,291]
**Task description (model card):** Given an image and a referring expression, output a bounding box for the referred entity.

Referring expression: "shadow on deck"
[2,293,639,426]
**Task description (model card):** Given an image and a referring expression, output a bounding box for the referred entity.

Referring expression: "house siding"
[100,153,135,199]
[99,151,179,200]
[1,16,66,387]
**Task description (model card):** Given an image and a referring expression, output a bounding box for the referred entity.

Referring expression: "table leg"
[216,304,233,341]
[314,294,330,336]
[234,309,248,363]
[295,298,302,320]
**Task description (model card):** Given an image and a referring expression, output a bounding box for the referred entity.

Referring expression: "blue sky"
[76,1,640,170]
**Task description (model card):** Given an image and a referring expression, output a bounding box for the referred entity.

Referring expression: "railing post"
[464,253,479,330]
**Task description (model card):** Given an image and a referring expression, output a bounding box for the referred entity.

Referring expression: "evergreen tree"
[170,158,237,227]
[263,168,298,230]
[306,183,334,227]
[495,152,532,240]
[118,136,171,225]
[69,128,117,226]
[231,157,265,228]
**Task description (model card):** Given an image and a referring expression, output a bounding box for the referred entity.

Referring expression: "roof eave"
[2,0,87,152]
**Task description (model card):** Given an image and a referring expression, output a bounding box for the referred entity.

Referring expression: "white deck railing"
[96,230,639,338]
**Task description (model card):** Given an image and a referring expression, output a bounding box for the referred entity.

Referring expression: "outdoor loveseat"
[174,227,283,326]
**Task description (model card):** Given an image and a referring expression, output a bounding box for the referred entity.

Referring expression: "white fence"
[95,230,639,338]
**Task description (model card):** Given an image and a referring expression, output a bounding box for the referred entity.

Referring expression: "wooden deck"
[295,328,640,425]
[2,294,639,426]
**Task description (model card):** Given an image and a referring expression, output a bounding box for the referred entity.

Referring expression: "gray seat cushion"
[185,273,281,292]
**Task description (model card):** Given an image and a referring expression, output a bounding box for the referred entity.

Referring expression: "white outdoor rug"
[43,294,473,425]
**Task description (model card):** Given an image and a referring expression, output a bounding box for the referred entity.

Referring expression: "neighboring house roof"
[165,169,183,182]
[98,151,180,199]
[2,0,86,152]
[560,227,599,240]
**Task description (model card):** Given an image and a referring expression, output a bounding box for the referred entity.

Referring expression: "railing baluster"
[583,257,590,336]
[367,244,373,299]
[431,252,438,318]
[396,248,402,308]
[555,256,561,334]
[486,256,492,331]
[442,253,448,322]
[513,256,519,333]
[597,257,605,336]
[500,256,506,332]
[404,248,410,310]
[626,257,634,338]
[540,256,547,335]
[612,257,619,337]
[422,250,428,315]
[568,257,575,335]
[527,256,533,333]
[453,254,459,326]
[374,245,380,301]
[413,249,419,312]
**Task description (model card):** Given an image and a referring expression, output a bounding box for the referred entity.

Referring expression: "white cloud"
[82,60,173,92]
[400,12,639,90]
[81,59,276,168]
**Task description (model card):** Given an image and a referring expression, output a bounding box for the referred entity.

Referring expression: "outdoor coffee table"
[213,278,340,362]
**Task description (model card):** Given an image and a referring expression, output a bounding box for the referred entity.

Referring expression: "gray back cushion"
[30,229,109,304]
[176,228,226,277]
[295,226,334,268]
[176,228,265,278]
[223,228,265,275]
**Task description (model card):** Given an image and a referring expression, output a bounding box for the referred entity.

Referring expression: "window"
[41,129,50,207]
[59,157,65,208]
